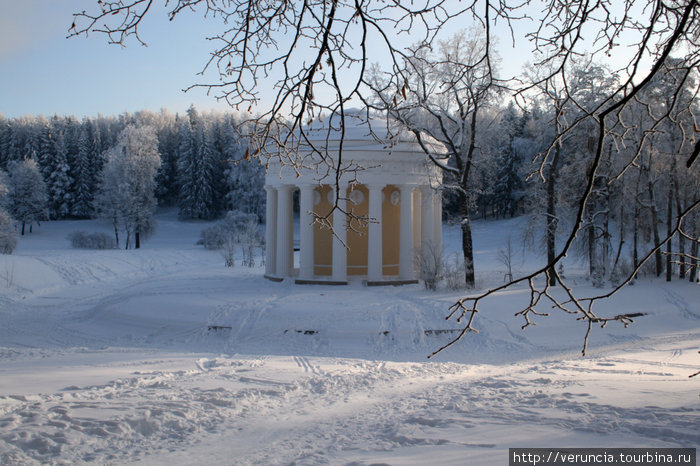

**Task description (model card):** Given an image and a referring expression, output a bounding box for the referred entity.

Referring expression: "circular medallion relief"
[348,189,365,205]
[313,190,321,206]
[390,190,400,206]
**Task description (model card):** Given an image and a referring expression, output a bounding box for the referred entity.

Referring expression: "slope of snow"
[0,211,698,465]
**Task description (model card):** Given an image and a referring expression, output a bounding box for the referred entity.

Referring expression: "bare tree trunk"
[112,216,120,249]
[457,102,479,289]
[135,226,141,249]
[611,204,624,277]
[460,192,475,288]
[21,221,25,236]
[545,139,561,286]
[675,179,686,279]
[690,238,698,283]
[632,169,643,279]
[666,177,673,282]
[587,205,597,277]
[633,209,639,279]
[647,178,663,277]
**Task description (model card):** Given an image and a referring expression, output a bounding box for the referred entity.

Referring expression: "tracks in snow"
[1,351,697,465]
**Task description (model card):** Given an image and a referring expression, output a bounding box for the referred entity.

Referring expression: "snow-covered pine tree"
[177,107,219,220]
[37,118,55,180]
[47,131,74,219]
[0,115,8,167]
[226,140,265,222]
[155,114,181,206]
[22,118,40,163]
[71,121,96,218]
[494,103,528,218]
[5,120,24,166]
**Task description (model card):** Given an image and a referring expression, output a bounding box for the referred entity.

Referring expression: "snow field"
[0,211,698,464]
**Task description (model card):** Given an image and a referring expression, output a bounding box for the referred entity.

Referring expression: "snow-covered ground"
[0,211,698,465]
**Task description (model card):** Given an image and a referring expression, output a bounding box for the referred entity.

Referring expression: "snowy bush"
[222,235,236,267]
[198,210,263,267]
[443,253,466,290]
[68,231,117,249]
[198,224,231,250]
[416,242,443,290]
[0,210,18,254]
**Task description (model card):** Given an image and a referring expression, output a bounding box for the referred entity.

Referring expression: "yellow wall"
[382,185,400,276]
[346,185,369,275]
[313,185,334,276]
[311,184,418,278]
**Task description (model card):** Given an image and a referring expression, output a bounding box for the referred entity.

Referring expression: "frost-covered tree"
[0,170,16,254]
[177,108,220,220]
[95,125,161,249]
[7,159,48,235]
[223,119,264,221]
[155,113,181,206]
[72,121,96,218]
[226,158,265,222]
[46,131,74,219]
[493,103,529,218]
[0,209,17,254]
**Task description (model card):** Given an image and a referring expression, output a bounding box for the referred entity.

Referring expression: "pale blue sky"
[2,2,637,120]
[0,0,232,119]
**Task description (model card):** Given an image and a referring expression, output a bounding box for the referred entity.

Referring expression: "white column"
[433,189,443,253]
[276,185,293,277]
[399,184,415,280]
[421,187,435,252]
[367,184,383,281]
[265,186,277,276]
[331,185,348,282]
[299,184,315,280]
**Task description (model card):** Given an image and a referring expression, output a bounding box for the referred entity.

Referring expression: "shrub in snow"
[443,253,466,290]
[198,224,231,250]
[416,242,443,291]
[68,231,117,250]
[0,209,18,254]
[222,234,236,267]
[197,210,262,267]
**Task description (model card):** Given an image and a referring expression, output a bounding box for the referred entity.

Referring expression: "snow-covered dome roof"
[267,109,444,187]
[297,109,445,154]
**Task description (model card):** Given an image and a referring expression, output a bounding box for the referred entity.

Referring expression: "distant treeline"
[0,106,264,222]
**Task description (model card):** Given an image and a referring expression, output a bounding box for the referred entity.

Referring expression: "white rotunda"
[264,112,443,285]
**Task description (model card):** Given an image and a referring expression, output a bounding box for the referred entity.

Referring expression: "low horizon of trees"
[0,72,697,281]
[0,105,266,220]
